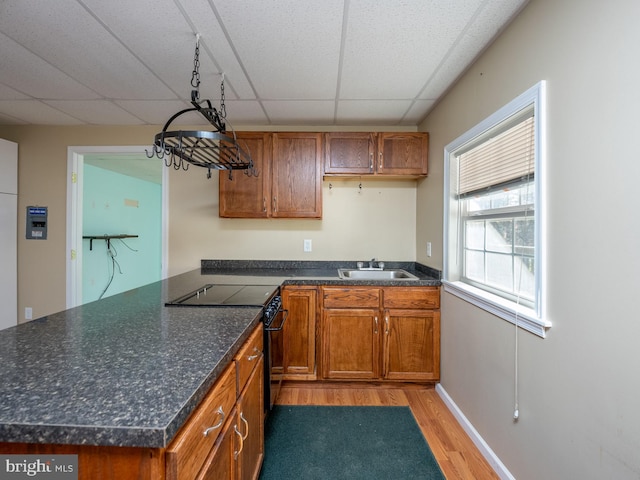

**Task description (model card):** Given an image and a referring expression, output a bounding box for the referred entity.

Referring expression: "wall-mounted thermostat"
[26,206,48,240]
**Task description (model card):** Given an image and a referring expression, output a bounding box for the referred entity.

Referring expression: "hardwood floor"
[276,382,499,480]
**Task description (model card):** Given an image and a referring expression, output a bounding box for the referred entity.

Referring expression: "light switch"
[427,242,432,257]
[304,239,312,252]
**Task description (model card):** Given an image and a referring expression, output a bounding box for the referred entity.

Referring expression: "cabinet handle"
[263,197,267,212]
[202,406,225,436]
[247,346,261,361]
[384,314,389,335]
[234,424,244,460]
[369,152,374,172]
[374,316,378,334]
[379,152,383,170]
[273,197,277,213]
[240,411,249,440]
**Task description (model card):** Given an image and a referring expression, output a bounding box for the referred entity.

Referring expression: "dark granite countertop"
[0,261,440,450]
[0,270,264,449]
[200,259,442,287]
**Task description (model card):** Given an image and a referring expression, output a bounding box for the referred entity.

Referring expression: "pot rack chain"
[146,33,257,179]
[191,34,201,93]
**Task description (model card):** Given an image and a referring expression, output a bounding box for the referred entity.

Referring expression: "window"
[443,81,550,337]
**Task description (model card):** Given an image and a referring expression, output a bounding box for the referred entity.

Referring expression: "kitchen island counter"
[0,270,263,449]
[0,261,440,450]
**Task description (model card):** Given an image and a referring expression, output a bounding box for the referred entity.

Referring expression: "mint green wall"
[82,164,161,303]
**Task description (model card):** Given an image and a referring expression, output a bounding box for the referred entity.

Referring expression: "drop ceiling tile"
[418,0,529,100]
[262,100,335,124]
[114,100,194,125]
[0,32,101,100]
[80,0,201,100]
[340,0,484,99]
[177,0,258,100]
[0,83,30,100]
[0,101,84,125]
[336,100,413,125]
[403,99,437,124]
[219,100,270,126]
[43,100,145,125]
[0,112,28,125]
[213,0,344,99]
[0,0,176,100]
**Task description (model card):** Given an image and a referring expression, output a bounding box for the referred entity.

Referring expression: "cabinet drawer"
[383,287,440,309]
[322,287,380,308]
[235,325,264,396]
[166,362,237,480]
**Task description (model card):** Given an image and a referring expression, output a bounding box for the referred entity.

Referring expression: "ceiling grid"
[0,0,529,126]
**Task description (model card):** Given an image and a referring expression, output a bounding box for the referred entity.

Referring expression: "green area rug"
[259,405,445,480]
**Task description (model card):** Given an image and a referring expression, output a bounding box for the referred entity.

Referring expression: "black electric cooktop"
[165,284,279,307]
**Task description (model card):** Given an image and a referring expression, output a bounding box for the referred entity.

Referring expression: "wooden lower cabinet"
[323,308,379,379]
[383,309,440,381]
[321,286,440,382]
[236,355,264,480]
[196,345,264,480]
[0,325,266,480]
[278,286,317,380]
[197,407,237,480]
[168,324,264,480]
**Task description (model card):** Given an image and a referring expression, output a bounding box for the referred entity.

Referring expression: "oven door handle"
[265,308,288,332]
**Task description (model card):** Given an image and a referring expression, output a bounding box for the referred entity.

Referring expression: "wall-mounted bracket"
[83,234,138,251]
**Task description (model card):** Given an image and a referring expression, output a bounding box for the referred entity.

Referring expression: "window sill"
[442,280,551,338]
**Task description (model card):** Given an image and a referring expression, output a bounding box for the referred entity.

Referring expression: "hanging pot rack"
[147,34,256,179]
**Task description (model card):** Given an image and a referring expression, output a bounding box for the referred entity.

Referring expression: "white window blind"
[457,109,535,196]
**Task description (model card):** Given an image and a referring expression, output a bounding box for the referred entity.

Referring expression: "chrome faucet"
[365,258,384,270]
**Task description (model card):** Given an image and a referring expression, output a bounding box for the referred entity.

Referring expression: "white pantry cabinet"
[0,138,17,330]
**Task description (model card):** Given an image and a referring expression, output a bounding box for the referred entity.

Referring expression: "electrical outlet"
[25,307,32,320]
[426,242,432,257]
[303,239,312,252]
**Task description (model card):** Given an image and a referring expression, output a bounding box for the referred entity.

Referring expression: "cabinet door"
[197,410,237,480]
[322,308,380,379]
[271,133,323,218]
[383,309,440,381]
[166,363,237,480]
[219,132,272,218]
[281,287,316,379]
[324,132,375,175]
[377,132,428,175]
[237,356,264,480]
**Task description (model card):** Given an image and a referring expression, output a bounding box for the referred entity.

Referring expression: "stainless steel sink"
[337,268,419,280]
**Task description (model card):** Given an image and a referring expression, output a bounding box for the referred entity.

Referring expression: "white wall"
[0,124,418,321]
[418,0,640,478]
[168,168,418,276]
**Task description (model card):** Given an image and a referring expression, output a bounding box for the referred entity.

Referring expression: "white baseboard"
[435,383,515,480]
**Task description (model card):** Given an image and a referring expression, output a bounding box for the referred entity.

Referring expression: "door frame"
[66,146,168,309]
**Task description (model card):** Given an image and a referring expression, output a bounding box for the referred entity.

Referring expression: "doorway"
[66,146,168,308]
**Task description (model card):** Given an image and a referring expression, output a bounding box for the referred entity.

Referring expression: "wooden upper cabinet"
[219,132,322,218]
[219,132,272,218]
[324,132,428,177]
[272,133,323,218]
[377,132,428,175]
[324,132,375,174]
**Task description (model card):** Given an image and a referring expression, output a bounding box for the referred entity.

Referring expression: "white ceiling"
[0,0,528,128]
